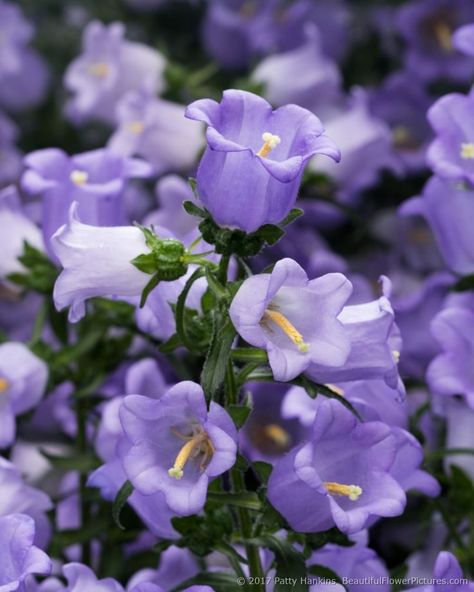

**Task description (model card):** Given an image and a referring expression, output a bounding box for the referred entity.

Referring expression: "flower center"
[70,170,89,186]
[461,143,474,159]
[433,20,452,52]
[324,481,363,501]
[257,132,281,158]
[88,62,110,78]
[262,309,309,353]
[168,427,214,480]
[125,120,145,134]
[0,377,9,394]
[262,423,291,449]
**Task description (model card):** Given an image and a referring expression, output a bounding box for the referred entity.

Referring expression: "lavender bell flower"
[453,24,474,56]
[427,306,474,409]
[64,21,166,125]
[405,551,473,592]
[119,381,237,515]
[267,398,407,533]
[251,26,342,112]
[396,0,474,82]
[185,89,340,233]
[0,457,52,549]
[0,342,48,449]
[229,258,353,382]
[426,88,474,186]
[0,514,51,590]
[0,111,22,184]
[401,177,474,275]
[51,204,159,322]
[0,186,44,284]
[108,88,203,175]
[22,147,153,255]
[54,563,124,592]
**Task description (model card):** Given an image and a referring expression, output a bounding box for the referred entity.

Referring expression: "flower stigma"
[0,377,9,394]
[126,121,145,135]
[262,423,291,450]
[262,308,309,353]
[168,426,214,480]
[460,143,474,159]
[70,170,89,186]
[88,62,110,78]
[433,20,452,52]
[257,132,281,158]
[324,482,363,501]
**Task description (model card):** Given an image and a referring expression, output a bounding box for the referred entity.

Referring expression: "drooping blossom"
[267,398,407,533]
[405,551,473,592]
[119,381,237,515]
[0,342,48,449]
[64,21,166,124]
[22,147,153,254]
[185,89,340,232]
[229,258,352,382]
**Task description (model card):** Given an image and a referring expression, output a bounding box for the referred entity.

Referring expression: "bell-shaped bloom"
[0,186,44,282]
[0,513,51,590]
[427,306,474,409]
[405,551,473,592]
[308,535,389,592]
[453,24,474,56]
[0,111,22,184]
[185,89,340,232]
[88,394,178,539]
[309,90,394,203]
[51,204,153,322]
[229,258,352,382]
[119,381,237,515]
[64,21,166,125]
[240,382,310,464]
[0,342,48,448]
[426,89,474,185]
[0,457,52,549]
[108,88,203,175]
[396,0,474,82]
[251,26,341,111]
[267,399,406,533]
[22,147,153,254]
[51,563,124,592]
[401,177,474,275]
[305,277,400,388]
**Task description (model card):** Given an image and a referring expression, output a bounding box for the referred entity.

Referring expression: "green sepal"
[112,480,134,530]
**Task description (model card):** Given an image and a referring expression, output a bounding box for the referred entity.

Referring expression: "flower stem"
[218,254,230,285]
[76,396,91,565]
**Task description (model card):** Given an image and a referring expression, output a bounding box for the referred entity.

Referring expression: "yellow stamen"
[324,482,363,501]
[70,170,89,186]
[325,384,345,397]
[0,378,9,394]
[88,62,110,78]
[263,424,291,449]
[263,309,309,353]
[257,132,281,158]
[461,143,474,159]
[434,21,452,52]
[168,430,214,480]
[126,121,145,135]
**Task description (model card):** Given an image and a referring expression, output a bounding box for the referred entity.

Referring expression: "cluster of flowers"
[1,0,474,590]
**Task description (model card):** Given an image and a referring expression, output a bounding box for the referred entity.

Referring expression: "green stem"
[218,255,230,286]
[225,360,238,406]
[76,397,91,565]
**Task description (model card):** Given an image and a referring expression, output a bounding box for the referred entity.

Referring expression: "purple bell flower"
[51,204,156,322]
[427,306,474,409]
[453,24,474,56]
[0,513,51,590]
[267,398,407,533]
[185,89,340,232]
[0,342,48,449]
[64,21,166,125]
[405,551,473,592]
[108,88,203,175]
[396,0,474,82]
[119,381,237,515]
[22,147,153,255]
[426,89,474,185]
[54,563,124,592]
[229,258,353,382]
[401,177,474,275]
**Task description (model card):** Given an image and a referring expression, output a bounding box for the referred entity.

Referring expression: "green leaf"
[131,252,158,274]
[257,224,285,246]
[175,267,206,353]
[205,266,229,300]
[453,274,474,292]
[201,315,237,399]
[39,450,100,473]
[252,461,273,485]
[227,405,251,428]
[170,572,243,592]
[183,199,206,218]
[112,480,134,530]
[280,208,304,227]
[307,564,343,586]
[139,274,160,308]
[207,491,262,511]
